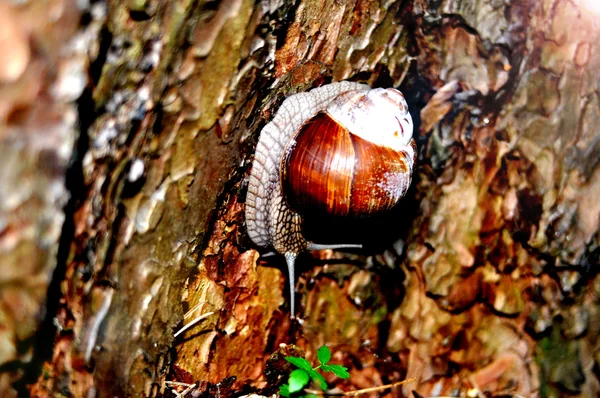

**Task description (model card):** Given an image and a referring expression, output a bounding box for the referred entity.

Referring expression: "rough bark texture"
[0,1,87,394]
[0,0,598,397]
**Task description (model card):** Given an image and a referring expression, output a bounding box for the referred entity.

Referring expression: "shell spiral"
[280,87,416,217]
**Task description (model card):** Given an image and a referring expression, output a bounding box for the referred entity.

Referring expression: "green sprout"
[280,346,350,397]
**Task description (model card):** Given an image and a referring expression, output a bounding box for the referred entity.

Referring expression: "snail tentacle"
[284,252,297,318]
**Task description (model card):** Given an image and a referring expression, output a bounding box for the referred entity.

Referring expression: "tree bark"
[0,0,598,397]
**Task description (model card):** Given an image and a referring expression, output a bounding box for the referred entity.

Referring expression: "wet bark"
[0,0,598,397]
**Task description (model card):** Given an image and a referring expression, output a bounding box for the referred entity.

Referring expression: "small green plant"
[279,345,350,397]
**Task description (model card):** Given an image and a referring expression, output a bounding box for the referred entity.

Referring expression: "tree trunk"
[1,0,598,397]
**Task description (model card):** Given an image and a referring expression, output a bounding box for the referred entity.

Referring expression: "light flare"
[579,0,600,14]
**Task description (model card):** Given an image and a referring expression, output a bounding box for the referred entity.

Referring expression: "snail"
[245,81,416,318]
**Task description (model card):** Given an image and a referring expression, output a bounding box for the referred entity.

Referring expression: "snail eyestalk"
[284,252,297,318]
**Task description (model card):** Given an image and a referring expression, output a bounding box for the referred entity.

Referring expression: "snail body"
[245,81,416,317]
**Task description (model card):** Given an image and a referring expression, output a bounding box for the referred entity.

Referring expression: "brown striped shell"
[280,88,416,218]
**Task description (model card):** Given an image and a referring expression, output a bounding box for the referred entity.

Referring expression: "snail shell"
[245,81,415,317]
[281,88,416,217]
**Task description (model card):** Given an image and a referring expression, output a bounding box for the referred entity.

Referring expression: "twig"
[175,383,196,398]
[305,377,417,396]
[165,381,195,387]
[174,311,214,338]
[184,300,207,319]
[164,381,197,398]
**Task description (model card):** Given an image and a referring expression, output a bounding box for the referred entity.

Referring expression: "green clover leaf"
[317,346,331,365]
[285,356,313,372]
[288,369,310,393]
[321,364,350,379]
[280,346,349,397]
